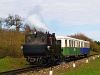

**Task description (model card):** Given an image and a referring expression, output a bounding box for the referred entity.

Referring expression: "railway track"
[0,66,41,75]
[0,54,99,75]
[0,64,55,75]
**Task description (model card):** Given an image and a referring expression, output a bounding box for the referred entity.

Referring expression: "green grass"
[60,57,100,75]
[0,56,28,72]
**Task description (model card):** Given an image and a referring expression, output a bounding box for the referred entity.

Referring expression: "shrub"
[0,30,25,57]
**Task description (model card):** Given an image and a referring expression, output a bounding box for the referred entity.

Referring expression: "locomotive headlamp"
[47,46,51,50]
[34,31,36,34]
[20,46,23,49]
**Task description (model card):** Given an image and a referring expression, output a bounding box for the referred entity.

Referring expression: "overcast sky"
[0,0,100,41]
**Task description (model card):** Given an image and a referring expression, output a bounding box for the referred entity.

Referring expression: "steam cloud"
[26,14,48,32]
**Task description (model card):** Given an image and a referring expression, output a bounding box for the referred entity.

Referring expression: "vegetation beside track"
[0,56,28,72]
[57,56,100,75]
[0,30,25,58]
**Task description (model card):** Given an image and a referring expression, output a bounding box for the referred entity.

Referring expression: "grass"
[0,56,28,72]
[59,57,100,75]
[90,51,98,55]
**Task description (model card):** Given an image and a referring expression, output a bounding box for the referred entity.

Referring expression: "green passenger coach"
[56,36,90,58]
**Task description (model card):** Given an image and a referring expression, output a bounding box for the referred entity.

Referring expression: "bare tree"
[5,14,23,31]
[0,18,2,29]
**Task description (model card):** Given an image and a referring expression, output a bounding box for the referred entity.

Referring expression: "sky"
[0,0,100,41]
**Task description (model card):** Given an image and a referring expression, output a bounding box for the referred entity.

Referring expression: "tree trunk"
[16,27,19,32]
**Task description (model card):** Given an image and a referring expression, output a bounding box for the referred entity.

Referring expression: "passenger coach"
[56,36,90,58]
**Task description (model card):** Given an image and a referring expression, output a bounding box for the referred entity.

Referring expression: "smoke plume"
[25,6,49,32]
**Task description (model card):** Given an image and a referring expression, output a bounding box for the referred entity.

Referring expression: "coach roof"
[56,35,89,43]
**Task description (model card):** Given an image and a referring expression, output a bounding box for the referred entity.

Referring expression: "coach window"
[71,40,73,47]
[87,43,89,48]
[88,43,89,48]
[83,42,84,48]
[82,42,84,47]
[84,42,86,48]
[85,43,87,48]
[73,41,75,47]
[84,43,86,47]
[75,41,76,47]
[80,41,82,47]
[81,42,83,48]
[86,43,88,48]
[65,40,67,47]
[72,40,74,47]
[76,41,78,47]
[69,40,71,47]
[88,43,90,48]
[78,41,80,47]
[73,41,74,47]
[77,41,78,47]
[79,41,81,47]
[72,40,73,47]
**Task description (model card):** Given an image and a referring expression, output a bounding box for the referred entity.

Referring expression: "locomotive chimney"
[52,33,55,37]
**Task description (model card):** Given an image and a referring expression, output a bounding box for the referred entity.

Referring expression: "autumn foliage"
[0,29,25,57]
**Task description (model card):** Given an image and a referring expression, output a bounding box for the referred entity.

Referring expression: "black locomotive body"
[22,31,61,65]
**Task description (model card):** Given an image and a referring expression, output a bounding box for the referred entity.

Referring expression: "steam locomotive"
[22,31,90,65]
[22,31,62,65]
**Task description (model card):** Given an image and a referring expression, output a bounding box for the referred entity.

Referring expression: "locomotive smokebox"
[23,44,48,57]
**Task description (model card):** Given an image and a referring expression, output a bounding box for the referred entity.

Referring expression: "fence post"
[73,61,76,68]
[92,56,95,60]
[86,58,89,63]
[49,67,53,75]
